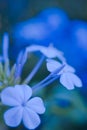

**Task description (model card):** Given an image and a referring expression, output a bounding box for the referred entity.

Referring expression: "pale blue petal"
[1,85,32,106]
[4,107,23,127]
[40,45,65,60]
[27,97,45,114]
[27,45,43,52]
[68,73,82,87]
[65,64,75,73]
[46,59,75,74]
[1,87,21,106]
[23,108,40,129]
[46,59,62,72]
[40,46,57,58]
[15,85,32,102]
[60,73,74,90]
[27,44,65,61]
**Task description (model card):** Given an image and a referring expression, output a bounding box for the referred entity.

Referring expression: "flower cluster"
[0,33,82,129]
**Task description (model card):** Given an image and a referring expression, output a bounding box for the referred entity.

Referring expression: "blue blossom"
[1,85,45,129]
[12,17,51,45]
[10,17,51,59]
[46,59,82,90]
[11,8,69,46]
[38,7,69,33]
[65,20,87,69]
[27,44,66,62]
[11,8,69,58]
[71,20,87,51]
[22,44,65,84]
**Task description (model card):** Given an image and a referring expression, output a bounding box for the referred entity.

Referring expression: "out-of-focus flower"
[71,20,87,51]
[12,8,69,45]
[27,44,66,62]
[10,8,69,58]
[38,7,69,33]
[46,59,82,90]
[66,20,87,87]
[10,17,51,59]
[1,85,45,129]
[12,18,51,46]
[65,20,87,69]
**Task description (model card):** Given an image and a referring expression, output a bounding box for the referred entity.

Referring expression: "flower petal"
[23,108,40,129]
[1,85,32,106]
[27,97,45,114]
[40,46,57,58]
[60,73,74,90]
[1,87,21,106]
[46,59,61,72]
[15,85,32,102]
[27,44,65,61]
[68,73,82,87]
[27,45,43,52]
[40,45,65,61]
[4,107,23,127]
[46,59,75,75]
[65,64,75,73]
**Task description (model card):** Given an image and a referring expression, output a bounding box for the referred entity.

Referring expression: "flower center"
[21,102,26,107]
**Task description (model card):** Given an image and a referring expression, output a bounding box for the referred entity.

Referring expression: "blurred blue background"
[0,0,87,130]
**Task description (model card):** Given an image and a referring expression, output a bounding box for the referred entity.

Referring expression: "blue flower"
[38,7,69,33]
[71,20,87,51]
[10,17,52,59]
[1,85,45,129]
[12,18,51,46]
[12,7,69,46]
[11,8,69,58]
[27,44,66,62]
[46,59,82,90]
